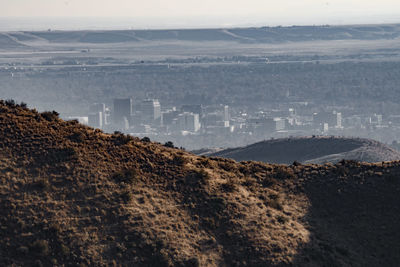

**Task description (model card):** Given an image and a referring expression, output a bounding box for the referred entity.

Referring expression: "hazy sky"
[1,0,400,29]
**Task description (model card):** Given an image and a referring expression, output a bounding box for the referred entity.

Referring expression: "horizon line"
[0,15,399,32]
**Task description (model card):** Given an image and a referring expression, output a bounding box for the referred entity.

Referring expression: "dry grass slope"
[1,101,400,266]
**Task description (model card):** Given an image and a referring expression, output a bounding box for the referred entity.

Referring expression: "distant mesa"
[200,136,400,164]
[2,24,400,45]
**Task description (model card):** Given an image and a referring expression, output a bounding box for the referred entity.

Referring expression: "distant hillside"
[6,24,400,44]
[0,33,27,49]
[2,101,400,266]
[205,136,400,164]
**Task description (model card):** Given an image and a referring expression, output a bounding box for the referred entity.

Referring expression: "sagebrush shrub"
[41,111,59,121]
[113,169,138,184]
[172,155,187,166]
[30,240,49,256]
[121,190,133,203]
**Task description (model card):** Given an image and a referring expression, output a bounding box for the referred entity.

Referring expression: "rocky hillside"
[205,136,400,164]
[1,101,400,266]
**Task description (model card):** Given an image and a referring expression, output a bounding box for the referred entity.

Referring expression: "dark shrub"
[292,161,301,166]
[113,133,133,145]
[199,157,210,167]
[277,215,288,224]
[172,155,187,166]
[269,199,283,210]
[164,141,174,148]
[30,240,49,256]
[274,166,295,179]
[57,147,77,160]
[208,196,227,212]
[262,178,276,188]
[184,257,200,267]
[112,169,138,184]
[121,190,133,203]
[219,162,235,172]
[185,169,210,185]
[59,244,70,256]
[141,137,151,143]
[35,178,50,190]
[41,111,59,121]
[5,99,15,106]
[242,177,256,187]
[268,194,283,210]
[222,179,237,192]
[69,132,85,143]
[196,169,209,182]
[68,119,79,124]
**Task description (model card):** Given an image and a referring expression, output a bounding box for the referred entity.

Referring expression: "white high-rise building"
[113,98,133,125]
[223,105,230,121]
[336,112,342,128]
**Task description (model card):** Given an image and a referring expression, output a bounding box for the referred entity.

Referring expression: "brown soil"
[1,101,400,266]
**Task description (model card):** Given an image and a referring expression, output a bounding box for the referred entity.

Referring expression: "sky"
[0,0,400,30]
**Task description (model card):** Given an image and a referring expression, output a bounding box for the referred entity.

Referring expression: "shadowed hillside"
[1,101,400,266]
[205,136,400,164]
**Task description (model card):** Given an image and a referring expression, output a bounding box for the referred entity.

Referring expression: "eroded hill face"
[206,136,400,164]
[1,101,400,266]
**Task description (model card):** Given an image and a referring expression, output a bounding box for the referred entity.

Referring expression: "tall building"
[113,98,133,125]
[181,104,202,117]
[89,103,106,128]
[162,109,179,127]
[313,111,342,129]
[369,114,382,126]
[223,105,230,122]
[177,112,200,132]
[336,112,342,128]
[141,99,161,124]
[274,118,285,131]
[247,117,285,134]
[88,112,103,129]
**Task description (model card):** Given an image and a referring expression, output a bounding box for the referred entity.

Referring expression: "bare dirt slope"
[1,101,400,266]
[206,136,400,164]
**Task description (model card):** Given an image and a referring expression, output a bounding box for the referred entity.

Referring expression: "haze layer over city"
[5,1,400,266]
[1,1,400,150]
